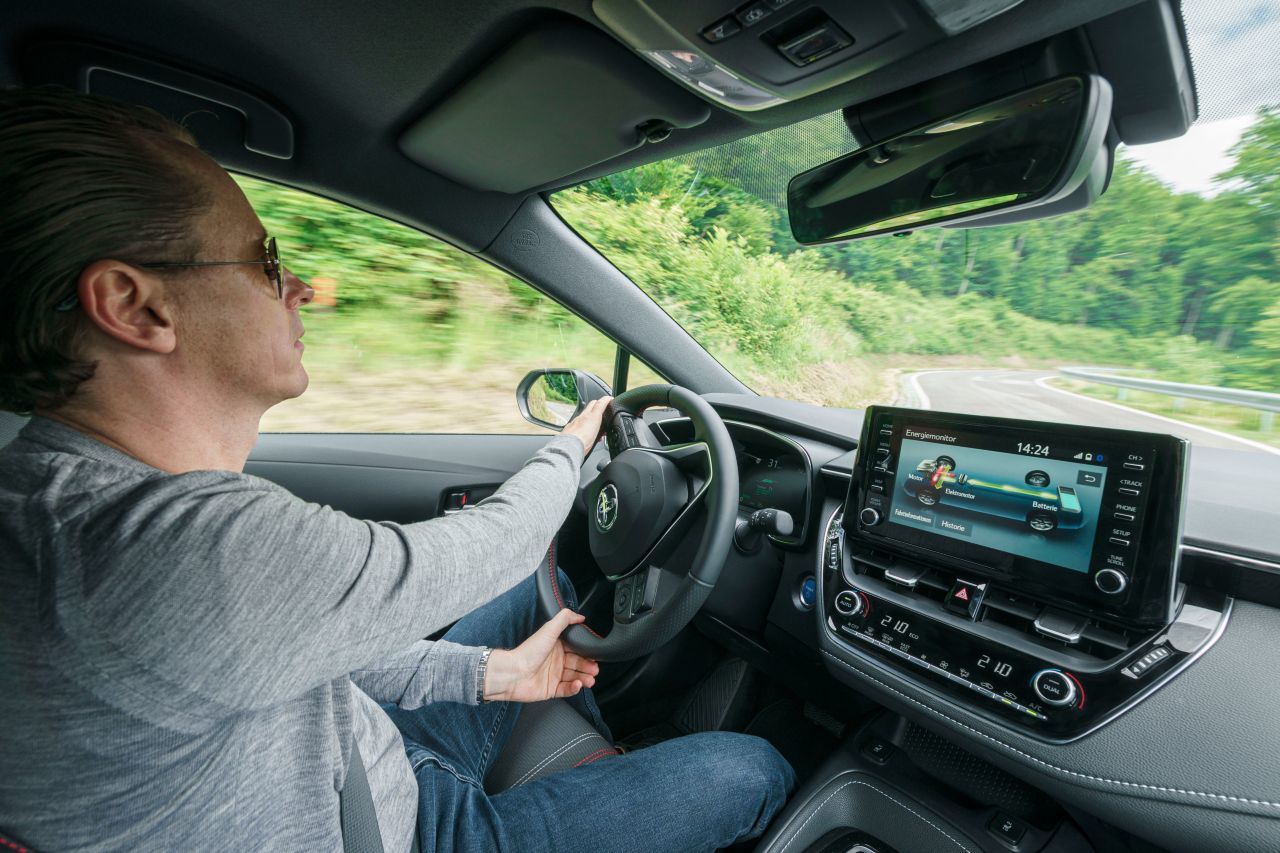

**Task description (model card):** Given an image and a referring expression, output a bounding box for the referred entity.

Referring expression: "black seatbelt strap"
[340,738,386,853]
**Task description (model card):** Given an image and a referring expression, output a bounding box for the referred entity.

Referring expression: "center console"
[823,406,1222,742]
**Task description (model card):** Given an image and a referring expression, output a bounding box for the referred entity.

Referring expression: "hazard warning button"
[946,579,987,620]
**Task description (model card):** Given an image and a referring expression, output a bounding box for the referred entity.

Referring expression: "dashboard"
[650,397,1280,853]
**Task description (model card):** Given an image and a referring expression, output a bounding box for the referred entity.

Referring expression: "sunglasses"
[55,236,284,312]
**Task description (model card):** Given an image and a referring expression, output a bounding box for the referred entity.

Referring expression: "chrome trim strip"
[1181,543,1280,575]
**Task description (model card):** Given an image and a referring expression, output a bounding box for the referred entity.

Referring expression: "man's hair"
[0,86,214,413]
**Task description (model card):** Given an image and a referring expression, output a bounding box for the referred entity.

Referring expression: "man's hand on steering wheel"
[484,609,601,702]
[562,397,612,460]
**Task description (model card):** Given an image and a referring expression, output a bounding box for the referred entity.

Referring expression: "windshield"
[551,1,1278,461]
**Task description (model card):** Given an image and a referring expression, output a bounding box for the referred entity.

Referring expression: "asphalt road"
[898,368,1279,455]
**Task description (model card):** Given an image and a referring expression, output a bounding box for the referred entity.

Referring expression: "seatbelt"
[340,739,386,853]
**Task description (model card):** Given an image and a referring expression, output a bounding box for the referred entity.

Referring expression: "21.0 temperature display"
[978,653,1015,679]
[880,614,910,634]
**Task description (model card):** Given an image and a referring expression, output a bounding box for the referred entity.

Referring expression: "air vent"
[981,590,1135,659]
[849,551,1139,662]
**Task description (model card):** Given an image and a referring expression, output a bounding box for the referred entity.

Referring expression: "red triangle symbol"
[955,587,970,601]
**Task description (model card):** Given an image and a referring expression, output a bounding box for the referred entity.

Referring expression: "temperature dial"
[1032,669,1080,708]
[834,590,864,617]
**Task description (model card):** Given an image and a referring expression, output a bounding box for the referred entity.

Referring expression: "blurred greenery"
[555,107,1280,398]
[242,106,1277,434]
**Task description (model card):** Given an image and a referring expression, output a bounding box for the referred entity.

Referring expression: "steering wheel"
[536,384,738,662]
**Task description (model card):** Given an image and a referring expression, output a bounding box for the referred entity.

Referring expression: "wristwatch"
[476,646,493,704]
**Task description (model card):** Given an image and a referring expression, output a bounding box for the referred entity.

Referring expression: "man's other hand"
[562,397,612,460]
[483,609,600,702]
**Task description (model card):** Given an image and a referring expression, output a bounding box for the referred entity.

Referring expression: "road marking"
[1034,375,1280,457]
[901,371,935,409]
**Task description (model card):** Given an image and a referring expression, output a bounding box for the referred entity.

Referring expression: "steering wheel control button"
[1095,568,1128,595]
[945,579,987,620]
[988,812,1028,847]
[1032,669,1079,707]
[631,567,659,616]
[859,507,882,527]
[859,735,894,765]
[834,590,863,617]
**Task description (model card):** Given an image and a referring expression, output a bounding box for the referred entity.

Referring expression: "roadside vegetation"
[245,108,1277,435]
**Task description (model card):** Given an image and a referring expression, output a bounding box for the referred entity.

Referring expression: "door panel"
[246,433,551,522]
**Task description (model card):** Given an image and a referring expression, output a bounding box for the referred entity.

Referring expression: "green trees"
[556,108,1278,394]
[240,106,1278,405]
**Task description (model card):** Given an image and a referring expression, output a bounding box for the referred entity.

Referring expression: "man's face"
[169,153,313,413]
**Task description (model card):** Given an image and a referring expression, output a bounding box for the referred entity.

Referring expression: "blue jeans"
[382,569,796,852]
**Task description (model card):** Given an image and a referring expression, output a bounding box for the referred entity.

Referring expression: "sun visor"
[399,21,711,194]
[22,41,294,162]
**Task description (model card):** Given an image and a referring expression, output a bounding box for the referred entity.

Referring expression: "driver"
[0,87,795,851]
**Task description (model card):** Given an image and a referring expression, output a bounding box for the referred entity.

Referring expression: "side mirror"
[516,369,612,431]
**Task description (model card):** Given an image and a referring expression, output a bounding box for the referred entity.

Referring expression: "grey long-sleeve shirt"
[0,416,583,851]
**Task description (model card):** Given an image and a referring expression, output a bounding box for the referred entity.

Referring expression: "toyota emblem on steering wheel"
[596,483,619,532]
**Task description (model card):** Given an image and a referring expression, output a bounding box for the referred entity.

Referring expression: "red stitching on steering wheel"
[547,540,603,638]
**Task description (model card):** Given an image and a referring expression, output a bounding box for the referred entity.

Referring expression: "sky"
[1123,115,1252,196]
[1122,1,1278,197]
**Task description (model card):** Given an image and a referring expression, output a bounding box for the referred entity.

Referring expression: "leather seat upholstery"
[485,698,617,794]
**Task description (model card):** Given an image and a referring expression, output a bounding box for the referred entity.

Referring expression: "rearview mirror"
[787,75,1113,244]
[516,368,612,431]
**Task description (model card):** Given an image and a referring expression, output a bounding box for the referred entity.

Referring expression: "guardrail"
[1058,366,1280,430]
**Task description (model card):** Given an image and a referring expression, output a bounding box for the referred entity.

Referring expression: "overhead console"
[594,0,946,110]
[822,406,1229,741]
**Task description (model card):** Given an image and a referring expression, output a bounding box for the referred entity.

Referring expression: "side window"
[237,176,627,433]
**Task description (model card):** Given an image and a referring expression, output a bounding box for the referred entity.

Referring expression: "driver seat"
[484,697,619,794]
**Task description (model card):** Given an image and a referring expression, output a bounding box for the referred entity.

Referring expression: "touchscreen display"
[887,429,1109,573]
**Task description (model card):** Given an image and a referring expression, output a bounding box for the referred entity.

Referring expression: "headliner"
[1,0,1159,252]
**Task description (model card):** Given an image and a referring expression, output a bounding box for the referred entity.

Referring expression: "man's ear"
[75,260,178,354]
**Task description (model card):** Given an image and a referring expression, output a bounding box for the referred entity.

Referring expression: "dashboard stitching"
[776,774,977,853]
[820,648,1280,811]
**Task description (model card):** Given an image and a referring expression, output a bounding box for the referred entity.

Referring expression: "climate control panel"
[819,506,1229,741]
[828,587,1088,731]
